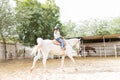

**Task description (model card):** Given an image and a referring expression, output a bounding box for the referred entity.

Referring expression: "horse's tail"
[31,45,38,56]
[31,38,43,56]
[37,37,43,45]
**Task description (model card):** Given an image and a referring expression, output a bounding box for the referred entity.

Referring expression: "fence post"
[114,44,117,58]
[104,46,107,57]
[99,46,101,57]
[83,46,86,57]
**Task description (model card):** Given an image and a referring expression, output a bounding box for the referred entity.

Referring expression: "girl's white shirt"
[54,30,61,39]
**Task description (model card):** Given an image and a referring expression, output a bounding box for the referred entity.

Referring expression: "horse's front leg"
[67,54,78,71]
[67,54,76,65]
[77,50,82,57]
[77,49,80,56]
[57,55,65,71]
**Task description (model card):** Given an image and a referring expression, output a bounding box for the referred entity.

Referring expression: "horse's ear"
[78,38,81,41]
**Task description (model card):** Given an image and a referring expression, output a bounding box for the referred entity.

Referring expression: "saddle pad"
[52,39,67,46]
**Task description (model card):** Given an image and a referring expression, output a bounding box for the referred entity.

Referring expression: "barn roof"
[82,34,120,40]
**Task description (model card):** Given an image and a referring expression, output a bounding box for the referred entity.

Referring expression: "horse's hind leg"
[42,57,47,72]
[31,55,39,72]
[42,52,49,73]
[60,55,65,69]
[30,50,41,72]
[57,55,65,71]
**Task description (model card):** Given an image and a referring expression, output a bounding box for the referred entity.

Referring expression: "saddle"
[52,39,66,46]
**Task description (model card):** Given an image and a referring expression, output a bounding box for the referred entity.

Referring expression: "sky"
[44,0,120,23]
[56,0,120,23]
[12,0,120,23]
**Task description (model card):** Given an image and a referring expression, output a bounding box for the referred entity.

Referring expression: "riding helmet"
[54,24,60,30]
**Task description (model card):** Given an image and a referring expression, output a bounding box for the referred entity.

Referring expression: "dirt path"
[0,57,120,80]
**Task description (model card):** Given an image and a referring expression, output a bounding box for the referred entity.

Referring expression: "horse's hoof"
[62,69,65,72]
[57,68,65,72]
[30,69,32,72]
[30,68,33,73]
[60,68,65,72]
[78,55,81,57]
[43,69,49,73]
[75,68,78,71]
[74,66,79,71]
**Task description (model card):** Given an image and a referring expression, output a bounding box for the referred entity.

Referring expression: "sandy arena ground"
[1,56,120,80]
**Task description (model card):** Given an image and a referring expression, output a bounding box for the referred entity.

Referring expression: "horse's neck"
[66,39,76,46]
[66,41,73,47]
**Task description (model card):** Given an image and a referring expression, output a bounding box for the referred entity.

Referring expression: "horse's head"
[66,38,81,50]
[65,38,81,56]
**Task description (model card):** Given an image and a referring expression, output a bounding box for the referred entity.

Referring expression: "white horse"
[30,38,81,72]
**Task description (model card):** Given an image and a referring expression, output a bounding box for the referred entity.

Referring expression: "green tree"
[76,19,110,36]
[63,20,77,38]
[109,17,120,34]
[63,18,120,38]
[90,19,110,36]
[15,0,61,46]
[0,0,16,60]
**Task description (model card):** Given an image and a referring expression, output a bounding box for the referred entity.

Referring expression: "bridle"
[67,38,81,50]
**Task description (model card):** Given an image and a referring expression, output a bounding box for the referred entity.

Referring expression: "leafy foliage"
[15,0,62,46]
[0,0,17,59]
[63,18,120,38]
[0,0,16,38]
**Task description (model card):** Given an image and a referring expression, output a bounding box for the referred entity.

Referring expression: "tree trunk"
[14,42,17,58]
[2,37,7,60]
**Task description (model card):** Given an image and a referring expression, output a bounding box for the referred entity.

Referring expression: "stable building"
[80,34,120,57]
